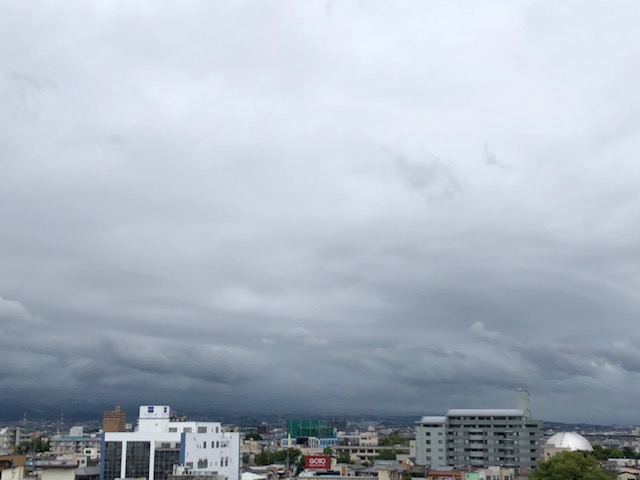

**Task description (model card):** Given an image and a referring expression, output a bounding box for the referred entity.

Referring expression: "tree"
[530,451,611,480]
[591,445,608,461]
[337,451,353,464]
[377,449,397,461]
[622,447,636,459]
[379,435,409,447]
[272,448,303,465]
[323,447,333,456]
[591,444,637,461]
[254,450,271,466]
[607,448,624,459]
[244,432,262,441]
[16,439,49,454]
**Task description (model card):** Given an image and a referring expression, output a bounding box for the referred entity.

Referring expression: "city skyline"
[2,1,640,424]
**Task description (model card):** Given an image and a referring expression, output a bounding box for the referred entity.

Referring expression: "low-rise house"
[0,455,27,480]
[617,466,640,480]
[427,467,466,480]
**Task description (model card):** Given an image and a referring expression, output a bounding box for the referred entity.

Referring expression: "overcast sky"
[1,0,640,424]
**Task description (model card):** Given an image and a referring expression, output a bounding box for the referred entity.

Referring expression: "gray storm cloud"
[1,0,640,423]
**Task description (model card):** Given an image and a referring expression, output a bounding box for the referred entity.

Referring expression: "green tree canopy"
[272,448,303,465]
[16,438,49,454]
[337,451,353,464]
[622,447,636,459]
[377,449,398,461]
[591,445,607,461]
[255,448,303,466]
[323,447,333,455]
[530,451,610,480]
[379,434,409,447]
[254,451,270,466]
[244,432,262,441]
[591,444,636,461]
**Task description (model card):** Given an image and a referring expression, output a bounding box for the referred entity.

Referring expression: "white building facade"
[101,406,239,480]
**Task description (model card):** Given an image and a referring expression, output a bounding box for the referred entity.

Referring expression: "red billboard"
[305,455,331,469]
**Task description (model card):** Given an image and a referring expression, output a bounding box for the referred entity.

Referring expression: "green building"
[285,419,335,438]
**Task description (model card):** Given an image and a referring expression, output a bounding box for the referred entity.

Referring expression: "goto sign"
[304,455,331,469]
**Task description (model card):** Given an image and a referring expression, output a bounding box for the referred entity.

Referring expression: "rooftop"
[446,409,526,417]
[545,432,593,452]
[418,416,447,425]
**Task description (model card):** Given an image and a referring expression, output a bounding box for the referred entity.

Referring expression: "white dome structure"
[546,432,593,452]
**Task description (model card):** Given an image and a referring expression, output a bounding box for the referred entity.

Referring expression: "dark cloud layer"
[1,1,640,423]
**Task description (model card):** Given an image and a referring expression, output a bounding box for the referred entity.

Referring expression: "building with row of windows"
[0,427,30,454]
[49,426,101,459]
[102,406,127,433]
[415,390,542,471]
[100,405,240,480]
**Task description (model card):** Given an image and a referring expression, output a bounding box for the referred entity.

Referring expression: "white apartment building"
[360,428,379,447]
[101,406,240,480]
[0,427,30,454]
[49,427,101,457]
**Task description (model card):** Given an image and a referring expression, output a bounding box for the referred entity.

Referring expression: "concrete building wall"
[103,406,127,433]
[0,428,23,454]
[360,430,379,447]
[415,418,447,469]
[103,422,240,480]
[1,466,24,480]
[182,426,240,480]
[102,431,181,480]
[41,469,76,480]
[415,395,542,470]
[446,413,541,469]
[138,406,172,433]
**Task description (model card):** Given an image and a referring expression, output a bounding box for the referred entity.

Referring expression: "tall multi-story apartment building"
[101,406,240,480]
[102,406,127,433]
[415,390,541,470]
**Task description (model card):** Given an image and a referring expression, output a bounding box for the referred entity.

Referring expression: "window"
[203,441,207,448]
[197,459,207,469]
[426,440,431,444]
[216,427,219,433]
[198,426,207,433]
[186,462,193,468]
[148,406,155,413]
[184,428,192,433]
[169,428,177,433]
[103,441,122,480]
[216,441,219,448]
[125,441,150,479]
[155,448,180,480]
[426,448,431,452]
